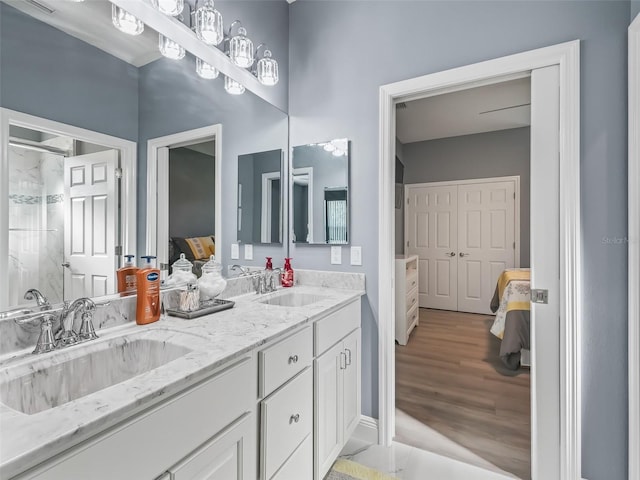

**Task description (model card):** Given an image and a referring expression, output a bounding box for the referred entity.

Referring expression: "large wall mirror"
[0,0,288,309]
[291,139,350,244]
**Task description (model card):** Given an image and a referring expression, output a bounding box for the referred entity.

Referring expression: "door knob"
[61,262,71,268]
[446,252,456,257]
[459,253,468,257]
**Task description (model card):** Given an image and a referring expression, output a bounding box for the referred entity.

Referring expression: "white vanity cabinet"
[17,356,257,480]
[313,300,361,480]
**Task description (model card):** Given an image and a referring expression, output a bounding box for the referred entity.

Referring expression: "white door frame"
[147,125,222,270]
[628,12,640,480]
[378,41,581,479]
[0,108,137,309]
[404,175,521,268]
[261,171,280,243]
[291,167,314,243]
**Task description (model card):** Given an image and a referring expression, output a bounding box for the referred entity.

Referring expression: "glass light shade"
[196,58,219,79]
[256,50,279,86]
[332,148,345,157]
[151,0,183,16]
[229,26,254,68]
[224,76,245,95]
[323,143,336,152]
[159,34,185,60]
[195,0,223,46]
[111,5,144,36]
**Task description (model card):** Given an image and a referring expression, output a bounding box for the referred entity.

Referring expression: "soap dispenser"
[136,256,161,325]
[116,254,138,295]
[281,258,294,288]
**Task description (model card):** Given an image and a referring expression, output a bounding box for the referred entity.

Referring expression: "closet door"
[405,185,457,310]
[457,180,516,314]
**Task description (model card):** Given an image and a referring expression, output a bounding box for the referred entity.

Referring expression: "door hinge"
[513,192,516,199]
[115,167,123,179]
[115,245,123,256]
[531,289,549,304]
[513,242,516,249]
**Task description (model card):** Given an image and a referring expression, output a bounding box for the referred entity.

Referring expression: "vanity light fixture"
[226,21,254,69]
[159,34,185,60]
[224,76,245,95]
[151,0,184,16]
[194,0,224,46]
[254,44,279,86]
[111,5,144,36]
[323,143,336,153]
[196,57,219,79]
[318,139,348,157]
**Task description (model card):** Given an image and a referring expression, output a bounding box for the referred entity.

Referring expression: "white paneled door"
[64,150,118,300]
[406,178,518,314]
[457,181,516,314]
[405,185,458,310]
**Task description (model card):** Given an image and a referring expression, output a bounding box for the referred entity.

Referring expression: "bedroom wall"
[402,127,530,267]
[168,147,216,238]
[289,2,629,478]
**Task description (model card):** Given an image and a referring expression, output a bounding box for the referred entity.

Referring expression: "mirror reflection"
[237,149,283,245]
[1,1,289,311]
[291,139,350,244]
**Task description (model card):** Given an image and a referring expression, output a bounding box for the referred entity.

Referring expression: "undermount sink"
[0,337,191,415]
[259,291,328,307]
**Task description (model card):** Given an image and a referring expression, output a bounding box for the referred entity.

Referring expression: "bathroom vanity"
[0,284,364,480]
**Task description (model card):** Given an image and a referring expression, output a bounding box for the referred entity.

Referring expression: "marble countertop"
[0,285,364,479]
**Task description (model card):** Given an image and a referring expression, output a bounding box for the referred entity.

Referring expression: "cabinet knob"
[289,413,300,424]
[288,354,299,364]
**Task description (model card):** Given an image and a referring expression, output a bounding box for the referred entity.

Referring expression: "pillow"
[172,236,215,261]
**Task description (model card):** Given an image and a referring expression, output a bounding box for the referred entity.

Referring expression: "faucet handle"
[78,311,99,341]
[33,314,57,354]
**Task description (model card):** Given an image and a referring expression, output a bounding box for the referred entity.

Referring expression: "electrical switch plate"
[231,243,239,260]
[350,246,362,266]
[331,246,342,265]
[244,244,253,260]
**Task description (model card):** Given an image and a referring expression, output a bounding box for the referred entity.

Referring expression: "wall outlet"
[231,243,239,260]
[331,246,342,265]
[244,244,253,260]
[350,246,362,266]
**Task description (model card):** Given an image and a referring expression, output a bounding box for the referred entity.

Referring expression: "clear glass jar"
[198,255,227,300]
[167,253,197,286]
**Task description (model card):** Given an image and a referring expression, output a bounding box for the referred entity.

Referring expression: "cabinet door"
[314,341,344,480]
[171,413,256,480]
[342,328,361,440]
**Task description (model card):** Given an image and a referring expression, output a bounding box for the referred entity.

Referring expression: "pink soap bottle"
[281,258,294,287]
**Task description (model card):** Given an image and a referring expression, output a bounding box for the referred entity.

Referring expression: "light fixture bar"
[110,0,283,111]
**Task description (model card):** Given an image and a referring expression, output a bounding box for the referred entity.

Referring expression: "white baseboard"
[353,415,379,444]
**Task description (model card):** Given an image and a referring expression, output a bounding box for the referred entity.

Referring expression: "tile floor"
[339,438,519,480]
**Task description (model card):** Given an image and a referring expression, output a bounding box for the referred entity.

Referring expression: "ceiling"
[3,0,161,67]
[396,77,531,144]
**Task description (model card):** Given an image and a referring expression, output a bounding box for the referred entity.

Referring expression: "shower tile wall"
[8,137,69,306]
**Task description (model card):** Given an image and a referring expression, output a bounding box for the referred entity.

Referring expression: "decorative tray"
[166,298,235,319]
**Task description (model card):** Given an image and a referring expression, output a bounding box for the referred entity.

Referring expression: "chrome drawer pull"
[345,348,352,366]
[288,354,299,364]
[340,351,347,370]
[290,413,300,424]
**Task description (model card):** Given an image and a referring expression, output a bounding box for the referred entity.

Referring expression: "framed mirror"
[291,139,350,245]
[237,149,284,245]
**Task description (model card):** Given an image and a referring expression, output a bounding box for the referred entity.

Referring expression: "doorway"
[378,41,581,480]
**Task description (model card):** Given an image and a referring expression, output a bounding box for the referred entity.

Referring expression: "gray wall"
[633,0,640,19]
[168,147,216,238]
[0,3,139,142]
[289,2,630,478]
[403,127,530,267]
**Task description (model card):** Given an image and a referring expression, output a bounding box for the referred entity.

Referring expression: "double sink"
[0,289,327,415]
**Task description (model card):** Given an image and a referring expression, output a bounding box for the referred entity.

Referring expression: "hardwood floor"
[395,308,530,479]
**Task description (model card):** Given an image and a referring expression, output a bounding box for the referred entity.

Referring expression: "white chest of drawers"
[395,255,419,345]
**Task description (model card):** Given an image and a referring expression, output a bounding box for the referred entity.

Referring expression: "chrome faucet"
[230,264,249,276]
[24,288,50,309]
[18,297,99,354]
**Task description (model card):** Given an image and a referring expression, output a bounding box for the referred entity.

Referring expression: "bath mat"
[325,459,400,480]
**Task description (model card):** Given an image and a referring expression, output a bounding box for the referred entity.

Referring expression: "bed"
[490,268,531,370]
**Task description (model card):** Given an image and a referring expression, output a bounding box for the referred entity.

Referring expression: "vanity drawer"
[270,434,312,480]
[406,286,418,314]
[260,368,312,480]
[407,303,419,331]
[314,300,360,356]
[259,327,312,398]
